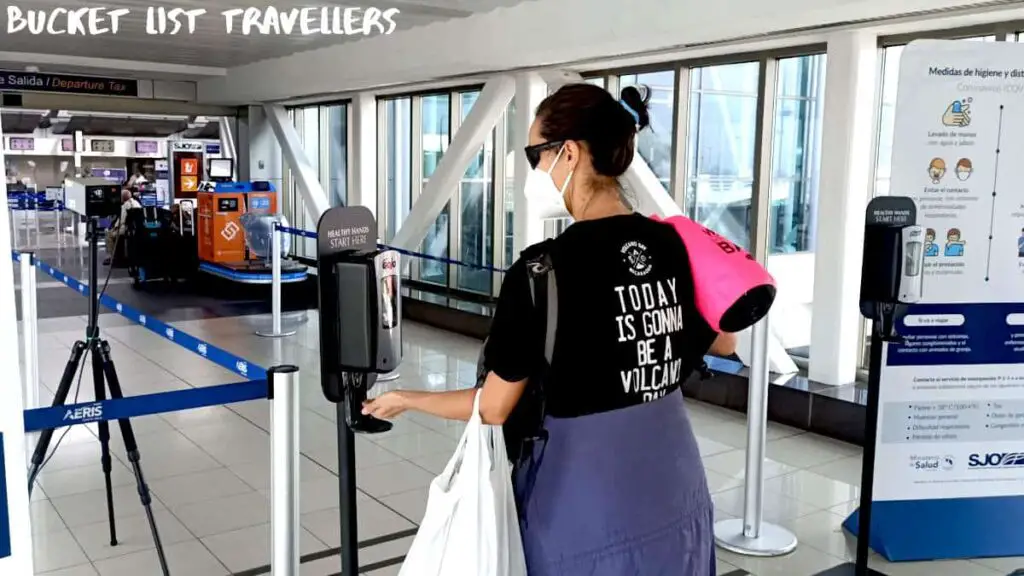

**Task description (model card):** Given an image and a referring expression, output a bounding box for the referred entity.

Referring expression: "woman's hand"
[362,391,410,420]
[709,332,737,357]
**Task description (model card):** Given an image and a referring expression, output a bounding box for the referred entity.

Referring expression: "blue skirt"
[517,391,715,576]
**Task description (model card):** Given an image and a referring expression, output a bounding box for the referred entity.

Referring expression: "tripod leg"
[91,341,118,547]
[27,341,88,494]
[97,339,170,576]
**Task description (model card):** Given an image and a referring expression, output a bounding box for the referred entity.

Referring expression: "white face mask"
[524,145,574,220]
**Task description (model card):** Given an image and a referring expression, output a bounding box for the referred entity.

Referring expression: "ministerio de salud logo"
[621,241,652,277]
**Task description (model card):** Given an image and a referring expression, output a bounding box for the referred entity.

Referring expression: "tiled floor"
[17,305,1023,575]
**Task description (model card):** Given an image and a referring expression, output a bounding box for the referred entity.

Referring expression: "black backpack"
[475,241,556,468]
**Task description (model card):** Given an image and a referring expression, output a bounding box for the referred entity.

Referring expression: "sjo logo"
[63,403,103,422]
[139,315,147,326]
[116,303,123,312]
[165,328,175,340]
[968,452,1024,468]
[700,227,754,261]
[197,343,208,357]
[236,361,248,375]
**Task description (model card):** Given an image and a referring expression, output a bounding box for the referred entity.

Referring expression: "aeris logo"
[64,403,103,422]
[968,452,1024,469]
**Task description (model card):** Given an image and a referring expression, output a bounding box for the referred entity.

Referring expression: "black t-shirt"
[484,213,718,418]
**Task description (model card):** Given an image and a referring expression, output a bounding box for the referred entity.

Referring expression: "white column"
[218,116,237,163]
[73,130,84,176]
[349,92,377,216]
[237,106,283,194]
[808,30,879,385]
[393,75,515,251]
[264,104,331,219]
[512,72,548,255]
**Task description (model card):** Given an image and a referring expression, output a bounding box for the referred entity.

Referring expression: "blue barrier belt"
[275,224,508,274]
[22,380,267,433]
[16,251,267,381]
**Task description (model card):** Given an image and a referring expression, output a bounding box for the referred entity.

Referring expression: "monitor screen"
[209,158,233,179]
[60,138,74,152]
[90,139,115,153]
[9,137,34,151]
[135,140,158,154]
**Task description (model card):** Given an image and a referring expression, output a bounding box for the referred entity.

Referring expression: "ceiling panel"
[52,116,188,136]
[0,0,529,69]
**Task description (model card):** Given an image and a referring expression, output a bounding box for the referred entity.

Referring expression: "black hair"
[535,83,651,178]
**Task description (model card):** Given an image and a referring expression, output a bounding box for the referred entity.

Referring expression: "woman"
[363,83,736,576]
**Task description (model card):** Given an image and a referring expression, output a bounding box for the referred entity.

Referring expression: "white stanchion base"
[714,518,798,557]
[378,370,400,382]
[256,329,297,338]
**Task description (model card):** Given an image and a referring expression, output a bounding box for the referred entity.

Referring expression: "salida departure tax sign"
[0,71,138,97]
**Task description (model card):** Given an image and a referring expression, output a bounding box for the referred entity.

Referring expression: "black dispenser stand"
[316,207,402,575]
[815,196,924,576]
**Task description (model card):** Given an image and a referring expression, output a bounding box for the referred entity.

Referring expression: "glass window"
[420,93,451,286]
[456,91,495,294]
[770,55,826,254]
[619,70,675,189]
[686,62,759,250]
[585,77,606,88]
[383,97,412,243]
[327,104,347,207]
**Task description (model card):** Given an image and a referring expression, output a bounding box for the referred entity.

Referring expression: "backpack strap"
[516,243,556,524]
[524,249,556,366]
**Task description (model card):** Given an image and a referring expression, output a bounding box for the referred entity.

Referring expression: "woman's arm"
[362,371,527,425]
[709,332,737,357]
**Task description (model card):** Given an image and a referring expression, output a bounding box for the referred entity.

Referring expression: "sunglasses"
[524,140,565,170]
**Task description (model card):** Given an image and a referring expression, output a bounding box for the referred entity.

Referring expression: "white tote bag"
[399,390,528,576]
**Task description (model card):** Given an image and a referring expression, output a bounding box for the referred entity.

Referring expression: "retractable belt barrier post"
[269,366,301,576]
[18,252,39,414]
[8,250,303,576]
[256,223,297,339]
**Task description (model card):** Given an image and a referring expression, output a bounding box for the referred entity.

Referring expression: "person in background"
[103,189,141,266]
[127,169,148,189]
[362,83,735,575]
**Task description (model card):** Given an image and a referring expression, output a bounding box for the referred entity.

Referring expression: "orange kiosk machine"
[196,163,307,284]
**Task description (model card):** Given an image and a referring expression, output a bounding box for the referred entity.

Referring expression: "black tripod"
[26,217,170,575]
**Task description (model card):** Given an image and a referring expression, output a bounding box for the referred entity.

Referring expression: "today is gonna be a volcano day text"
[6,6,401,36]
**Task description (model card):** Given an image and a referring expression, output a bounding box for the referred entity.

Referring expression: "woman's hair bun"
[619,85,651,131]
